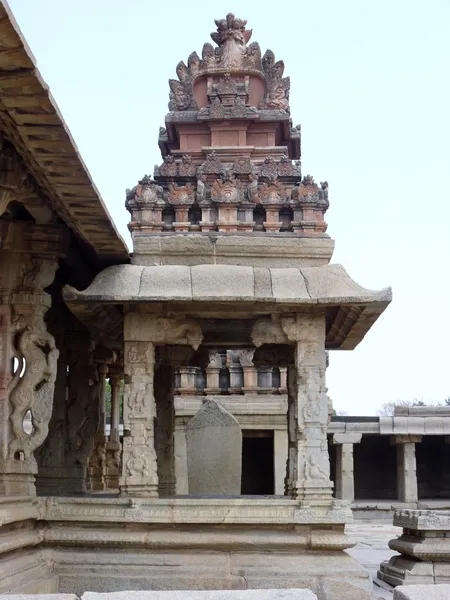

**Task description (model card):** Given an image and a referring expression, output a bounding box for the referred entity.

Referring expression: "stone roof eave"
[63,264,391,350]
[0,1,129,264]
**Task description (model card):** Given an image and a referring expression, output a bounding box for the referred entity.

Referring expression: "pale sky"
[8,0,450,415]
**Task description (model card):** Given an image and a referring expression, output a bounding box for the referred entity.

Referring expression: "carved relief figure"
[126,448,149,477]
[9,310,59,459]
[305,453,329,482]
[168,182,195,206]
[258,180,289,205]
[211,171,245,204]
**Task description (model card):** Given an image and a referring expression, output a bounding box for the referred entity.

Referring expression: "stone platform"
[0,496,372,600]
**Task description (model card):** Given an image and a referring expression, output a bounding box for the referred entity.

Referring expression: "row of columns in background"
[176,361,287,394]
[333,433,421,503]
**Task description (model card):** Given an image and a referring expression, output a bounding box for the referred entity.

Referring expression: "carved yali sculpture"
[260,49,290,112]
[9,310,59,460]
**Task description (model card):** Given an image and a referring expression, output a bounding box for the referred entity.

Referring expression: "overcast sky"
[8,0,450,415]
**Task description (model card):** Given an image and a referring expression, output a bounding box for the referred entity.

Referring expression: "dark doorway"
[417,436,450,499]
[241,430,274,495]
[354,435,397,500]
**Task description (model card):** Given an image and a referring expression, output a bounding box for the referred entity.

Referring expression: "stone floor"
[345,521,401,599]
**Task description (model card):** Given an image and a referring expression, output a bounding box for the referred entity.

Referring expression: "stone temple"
[0,6,400,600]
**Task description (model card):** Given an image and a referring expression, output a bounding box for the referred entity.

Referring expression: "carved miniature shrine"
[0,9,391,600]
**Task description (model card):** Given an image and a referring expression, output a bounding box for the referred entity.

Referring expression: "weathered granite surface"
[64,264,391,306]
[378,510,450,586]
[82,591,318,600]
[186,399,242,495]
[393,584,450,599]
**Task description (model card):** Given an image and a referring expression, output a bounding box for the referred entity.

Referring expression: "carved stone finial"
[199,151,224,175]
[159,155,178,177]
[211,13,252,47]
[292,175,321,205]
[125,177,164,212]
[178,154,197,177]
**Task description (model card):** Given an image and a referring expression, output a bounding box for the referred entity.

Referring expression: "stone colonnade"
[331,432,422,503]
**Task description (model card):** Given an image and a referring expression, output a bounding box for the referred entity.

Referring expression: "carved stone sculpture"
[199,151,224,175]
[258,180,289,205]
[260,49,290,112]
[168,182,195,206]
[209,13,261,70]
[211,171,245,204]
[178,154,197,177]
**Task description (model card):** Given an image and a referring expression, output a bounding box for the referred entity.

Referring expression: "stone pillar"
[35,302,69,496]
[0,251,61,496]
[87,347,115,491]
[109,371,122,444]
[120,340,158,497]
[257,366,273,393]
[285,314,333,504]
[279,367,287,393]
[64,328,97,494]
[205,350,222,393]
[105,363,123,490]
[177,366,198,395]
[392,434,421,504]
[155,363,175,497]
[120,312,202,497]
[227,350,243,392]
[238,349,257,393]
[274,429,288,495]
[332,433,362,502]
[174,423,188,495]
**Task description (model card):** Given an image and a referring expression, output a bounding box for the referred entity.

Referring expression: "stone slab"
[82,591,317,600]
[186,399,242,495]
[393,584,450,599]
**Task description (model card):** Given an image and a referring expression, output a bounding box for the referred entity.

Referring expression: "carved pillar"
[120,340,158,496]
[0,240,63,496]
[105,363,123,490]
[392,435,421,504]
[35,301,69,495]
[64,328,97,494]
[332,433,362,503]
[87,347,115,491]
[120,311,202,497]
[284,314,333,504]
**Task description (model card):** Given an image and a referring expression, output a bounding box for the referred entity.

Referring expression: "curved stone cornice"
[63,264,391,350]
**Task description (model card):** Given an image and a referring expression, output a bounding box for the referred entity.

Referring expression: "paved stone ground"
[345,521,401,599]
